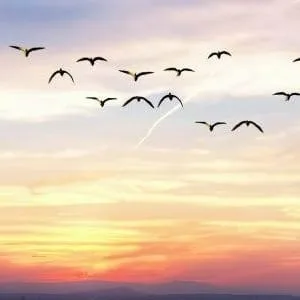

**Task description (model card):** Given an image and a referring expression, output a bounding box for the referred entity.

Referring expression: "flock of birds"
[9,45,300,135]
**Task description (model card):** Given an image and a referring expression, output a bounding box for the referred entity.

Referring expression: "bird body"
[122,96,154,108]
[195,121,227,131]
[10,45,45,57]
[273,92,300,101]
[164,67,195,76]
[86,97,117,107]
[232,120,263,133]
[119,70,154,81]
[158,92,183,108]
[48,68,74,84]
[208,51,231,59]
[76,56,107,65]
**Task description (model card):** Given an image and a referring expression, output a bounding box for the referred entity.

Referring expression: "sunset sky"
[1,0,300,295]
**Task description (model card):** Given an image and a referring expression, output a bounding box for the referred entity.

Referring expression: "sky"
[1,0,300,295]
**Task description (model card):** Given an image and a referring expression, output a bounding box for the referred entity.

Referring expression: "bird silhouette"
[208,51,231,59]
[195,121,227,131]
[76,56,107,66]
[273,92,300,101]
[86,97,117,107]
[232,121,263,133]
[48,68,74,84]
[158,93,183,108]
[9,45,45,57]
[122,96,154,108]
[119,70,154,81]
[164,67,195,76]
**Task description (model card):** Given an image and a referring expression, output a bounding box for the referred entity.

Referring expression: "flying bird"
[76,56,107,66]
[48,68,74,84]
[273,92,300,101]
[195,121,227,131]
[9,45,45,57]
[158,92,184,108]
[164,67,195,76]
[232,121,264,133]
[208,51,232,59]
[119,70,154,81]
[122,96,154,108]
[86,97,117,107]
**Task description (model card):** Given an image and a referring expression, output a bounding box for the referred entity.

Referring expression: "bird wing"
[212,122,227,128]
[62,70,75,83]
[249,121,264,133]
[157,95,169,107]
[231,121,246,131]
[93,56,108,62]
[195,121,209,127]
[122,97,136,107]
[48,70,60,83]
[76,57,90,62]
[119,70,134,77]
[293,58,300,62]
[290,93,300,97]
[220,51,232,56]
[86,97,99,101]
[164,68,178,72]
[141,97,154,108]
[103,97,117,104]
[273,92,288,96]
[27,47,45,54]
[136,71,154,79]
[181,68,195,72]
[9,45,25,52]
[208,52,217,59]
[173,95,184,108]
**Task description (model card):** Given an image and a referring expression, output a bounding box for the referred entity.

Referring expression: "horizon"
[1,0,300,295]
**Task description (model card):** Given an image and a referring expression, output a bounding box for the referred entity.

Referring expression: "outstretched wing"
[102,97,117,104]
[119,70,134,77]
[181,68,195,72]
[140,97,154,108]
[208,52,217,59]
[293,58,300,62]
[157,95,169,108]
[211,122,227,129]
[220,51,231,56]
[231,121,246,131]
[136,71,154,79]
[173,95,184,108]
[290,93,300,97]
[27,47,45,54]
[86,97,100,101]
[93,56,108,62]
[76,57,91,63]
[164,68,178,72]
[48,70,60,84]
[273,92,288,96]
[249,121,264,133]
[62,70,75,83]
[122,97,137,107]
[9,45,24,52]
[195,121,209,127]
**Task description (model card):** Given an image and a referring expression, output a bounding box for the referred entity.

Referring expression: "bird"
[48,68,74,84]
[208,51,231,59]
[86,97,117,107]
[232,121,264,133]
[164,67,195,76]
[122,96,154,108]
[195,121,227,131]
[76,56,107,66]
[273,92,300,101]
[158,92,184,108]
[9,45,45,57]
[119,70,154,81]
